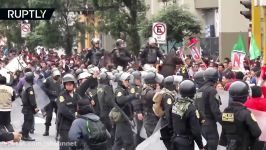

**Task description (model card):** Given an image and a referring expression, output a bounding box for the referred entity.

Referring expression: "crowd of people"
[0,37,265,150]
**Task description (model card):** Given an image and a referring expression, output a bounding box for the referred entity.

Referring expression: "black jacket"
[21,83,37,114]
[219,102,261,150]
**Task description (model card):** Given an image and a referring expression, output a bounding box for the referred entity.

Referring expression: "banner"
[191,46,201,62]
[231,51,245,71]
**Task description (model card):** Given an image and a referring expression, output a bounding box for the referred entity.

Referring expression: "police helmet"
[143,71,156,84]
[78,72,91,80]
[194,71,205,86]
[120,72,131,81]
[98,72,110,84]
[148,37,157,45]
[179,80,196,98]
[25,72,35,83]
[155,73,164,84]
[229,81,249,102]
[203,68,218,82]
[163,76,175,90]
[91,38,100,45]
[116,39,124,47]
[132,70,141,80]
[62,74,77,84]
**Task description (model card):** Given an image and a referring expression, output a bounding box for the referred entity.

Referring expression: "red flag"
[188,38,198,47]
[191,46,201,61]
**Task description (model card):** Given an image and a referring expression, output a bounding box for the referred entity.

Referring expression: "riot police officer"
[197,68,221,150]
[42,69,61,136]
[111,39,132,70]
[194,70,205,89]
[56,74,80,150]
[97,72,115,136]
[85,38,105,66]
[21,72,39,141]
[139,37,164,65]
[170,80,204,150]
[141,71,159,137]
[219,81,261,150]
[129,70,144,145]
[113,72,136,150]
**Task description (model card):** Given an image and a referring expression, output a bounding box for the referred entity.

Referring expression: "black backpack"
[79,116,108,144]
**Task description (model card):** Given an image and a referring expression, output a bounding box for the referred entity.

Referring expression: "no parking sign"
[152,22,167,44]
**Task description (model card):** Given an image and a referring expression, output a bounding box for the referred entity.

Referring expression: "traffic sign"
[21,23,31,38]
[152,22,167,44]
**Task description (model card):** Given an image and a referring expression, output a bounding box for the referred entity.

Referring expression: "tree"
[141,6,201,43]
[92,0,146,53]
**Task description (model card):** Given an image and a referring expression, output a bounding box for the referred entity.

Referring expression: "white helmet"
[120,72,131,81]
[78,72,91,80]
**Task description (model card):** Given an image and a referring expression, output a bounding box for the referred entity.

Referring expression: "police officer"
[197,68,221,150]
[139,37,164,65]
[129,70,144,145]
[141,71,159,137]
[219,81,261,150]
[111,39,132,70]
[113,72,136,150]
[85,38,105,66]
[21,72,39,141]
[97,72,115,136]
[42,69,61,136]
[170,80,204,150]
[56,74,80,150]
[194,70,205,89]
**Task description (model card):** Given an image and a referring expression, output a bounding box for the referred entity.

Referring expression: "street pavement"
[1,98,58,150]
[1,90,230,150]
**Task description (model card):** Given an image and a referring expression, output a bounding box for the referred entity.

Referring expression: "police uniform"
[142,85,158,137]
[42,76,61,135]
[97,83,115,134]
[111,48,132,70]
[56,90,80,150]
[170,80,204,150]
[139,46,164,65]
[219,81,261,150]
[197,68,221,150]
[21,82,37,141]
[129,84,144,145]
[85,47,104,66]
[113,85,135,150]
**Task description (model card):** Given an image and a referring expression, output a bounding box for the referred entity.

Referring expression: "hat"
[77,100,94,115]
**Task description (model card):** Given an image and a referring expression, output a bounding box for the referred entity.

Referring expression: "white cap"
[52,69,61,77]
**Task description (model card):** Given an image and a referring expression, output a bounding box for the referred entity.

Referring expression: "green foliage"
[93,0,147,53]
[141,6,202,43]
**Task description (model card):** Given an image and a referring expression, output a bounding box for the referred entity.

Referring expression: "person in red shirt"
[244,86,266,111]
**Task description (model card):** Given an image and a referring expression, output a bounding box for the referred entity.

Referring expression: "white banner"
[21,23,31,38]
[231,51,245,71]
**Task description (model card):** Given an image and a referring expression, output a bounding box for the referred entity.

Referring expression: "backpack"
[153,88,175,117]
[79,116,108,144]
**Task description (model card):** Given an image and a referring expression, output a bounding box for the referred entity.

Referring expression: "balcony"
[194,0,218,9]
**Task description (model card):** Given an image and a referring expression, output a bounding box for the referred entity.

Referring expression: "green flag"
[249,34,261,60]
[232,34,246,54]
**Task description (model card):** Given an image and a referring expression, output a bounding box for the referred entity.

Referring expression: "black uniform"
[219,102,261,150]
[21,82,37,139]
[85,47,104,66]
[113,85,135,150]
[56,90,80,150]
[170,97,204,150]
[97,83,115,134]
[129,84,144,145]
[197,81,221,150]
[141,85,158,137]
[111,48,132,69]
[42,76,61,127]
[139,46,164,65]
